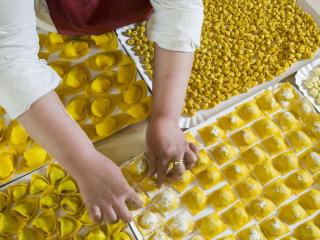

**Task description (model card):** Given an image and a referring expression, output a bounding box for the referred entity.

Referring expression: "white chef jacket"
[0,0,203,119]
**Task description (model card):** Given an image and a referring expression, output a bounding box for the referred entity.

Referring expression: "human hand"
[71,150,143,224]
[146,117,198,186]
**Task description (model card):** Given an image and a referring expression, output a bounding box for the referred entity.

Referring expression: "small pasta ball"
[253,160,280,185]
[197,165,223,190]
[290,98,316,121]
[237,225,267,240]
[208,185,236,210]
[286,130,312,152]
[241,145,268,167]
[222,202,251,231]
[285,170,314,191]
[246,198,276,220]
[263,179,292,205]
[222,160,250,184]
[260,217,289,238]
[274,112,300,131]
[198,123,225,146]
[191,149,213,175]
[256,90,281,114]
[298,189,320,211]
[278,201,308,225]
[210,142,238,165]
[294,221,320,240]
[171,171,195,193]
[272,151,299,174]
[152,189,180,213]
[217,113,245,132]
[237,100,263,123]
[196,213,227,239]
[230,128,258,149]
[165,210,194,238]
[299,150,320,174]
[234,177,263,201]
[251,117,280,139]
[181,186,207,215]
[262,134,288,156]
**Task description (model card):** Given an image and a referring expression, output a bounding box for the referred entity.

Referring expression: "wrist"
[150,111,180,124]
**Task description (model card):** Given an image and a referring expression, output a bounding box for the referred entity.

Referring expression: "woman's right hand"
[72,150,143,223]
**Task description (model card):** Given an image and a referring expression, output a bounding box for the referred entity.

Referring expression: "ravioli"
[294,221,320,240]
[222,160,250,184]
[181,186,207,215]
[191,149,213,175]
[234,177,263,201]
[171,171,195,193]
[196,213,227,239]
[272,151,299,174]
[210,141,238,165]
[246,198,276,220]
[197,165,223,189]
[198,123,225,146]
[222,202,251,230]
[136,210,164,236]
[256,90,281,114]
[290,98,316,121]
[262,134,288,156]
[263,179,292,205]
[165,210,194,238]
[252,117,280,139]
[217,113,245,132]
[230,127,258,149]
[237,225,267,240]
[285,170,314,192]
[274,111,300,131]
[253,160,280,185]
[241,145,268,167]
[152,188,180,213]
[260,217,289,238]
[299,150,320,174]
[208,185,236,210]
[278,201,308,224]
[286,130,312,152]
[237,100,263,123]
[298,189,320,212]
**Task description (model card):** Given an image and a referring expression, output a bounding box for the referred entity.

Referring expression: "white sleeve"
[147,0,204,52]
[0,0,61,119]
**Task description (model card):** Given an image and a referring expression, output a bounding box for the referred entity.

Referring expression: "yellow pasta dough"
[272,151,299,174]
[285,170,314,191]
[246,198,276,220]
[57,216,82,239]
[210,142,238,165]
[294,221,320,240]
[290,98,316,121]
[60,194,84,216]
[222,202,251,230]
[122,153,148,182]
[66,96,89,122]
[253,160,280,185]
[262,134,288,156]
[278,201,308,225]
[139,176,158,192]
[197,164,223,189]
[136,210,164,235]
[122,81,147,105]
[263,179,292,205]
[86,73,114,96]
[40,188,59,209]
[11,197,39,221]
[237,100,263,123]
[196,213,227,239]
[314,213,320,228]
[256,90,281,114]
[191,149,213,175]
[57,176,79,195]
[126,96,152,123]
[0,119,6,143]
[0,192,10,212]
[48,61,71,77]
[45,32,67,52]
[0,211,23,235]
[62,65,90,92]
[8,183,29,202]
[230,127,258,149]
[274,82,299,107]
[60,40,89,59]
[252,117,280,139]
[298,189,320,212]
[86,51,122,71]
[85,226,109,240]
[79,208,95,225]
[152,188,180,212]
[222,160,250,184]
[286,130,312,152]
[218,113,245,132]
[234,177,263,201]
[0,153,15,182]
[117,56,137,85]
[165,210,194,238]
[148,231,171,240]
[260,217,289,238]
[189,235,205,240]
[198,123,225,146]
[9,122,29,145]
[18,227,46,240]
[90,97,114,119]
[216,235,236,240]
[47,164,66,185]
[300,150,320,174]
[274,112,300,131]
[237,225,267,240]
[181,186,207,215]
[208,185,236,210]
[95,116,118,137]
[171,170,195,193]
[91,32,118,51]
[32,209,56,235]
[22,145,48,169]
[241,145,268,167]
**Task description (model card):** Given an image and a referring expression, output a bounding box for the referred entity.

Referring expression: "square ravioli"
[197,165,223,190]
[253,160,280,185]
[262,134,288,156]
[274,111,300,131]
[260,217,289,239]
[237,225,267,240]
[303,115,320,139]
[251,117,280,139]
[298,189,320,212]
[139,176,161,193]
[234,177,263,201]
[152,188,180,213]
[263,179,292,205]
[222,160,250,184]
[285,170,314,192]
[122,154,148,182]
[286,130,312,152]
[236,100,263,123]
[191,149,213,175]
[210,141,238,165]
[196,213,227,239]
[197,123,225,146]
[299,150,320,174]
[230,127,258,149]
[256,90,281,114]
[294,221,320,240]
[208,185,236,211]
[222,202,251,231]
[217,113,245,132]
[274,82,299,108]
[184,132,201,147]
[136,210,165,236]
[241,145,268,167]
[165,210,195,238]
[216,235,236,240]
[148,231,171,240]
[272,151,299,174]
[290,98,316,121]
[314,213,320,228]
[171,170,195,193]
[278,201,308,225]
[246,198,276,220]
[181,186,207,215]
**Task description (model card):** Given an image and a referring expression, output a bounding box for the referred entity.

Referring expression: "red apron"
[45,0,152,35]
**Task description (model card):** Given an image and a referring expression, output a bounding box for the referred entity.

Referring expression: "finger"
[113,200,132,223]
[147,152,156,177]
[170,152,186,180]
[126,190,143,209]
[184,146,198,170]
[89,205,102,223]
[156,156,170,187]
[101,205,118,224]
[189,142,199,155]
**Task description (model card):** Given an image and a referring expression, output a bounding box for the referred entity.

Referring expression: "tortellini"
[60,40,90,59]
[0,153,15,182]
[11,197,39,221]
[57,176,79,195]
[0,192,10,212]
[0,211,24,235]
[47,163,66,185]
[181,186,207,215]
[90,32,118,51]
[60,194,84,216]
[8,183,29,203]
[57,216,82,238]
[32,209,57,235]
[86,51,122,71]
[66,96,89,122]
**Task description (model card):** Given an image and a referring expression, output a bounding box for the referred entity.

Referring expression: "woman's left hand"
[146,117,198,186]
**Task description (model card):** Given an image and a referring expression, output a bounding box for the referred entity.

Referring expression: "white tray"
[116,0,320,129]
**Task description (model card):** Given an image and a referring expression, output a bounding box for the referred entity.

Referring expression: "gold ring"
[173,160,184,166]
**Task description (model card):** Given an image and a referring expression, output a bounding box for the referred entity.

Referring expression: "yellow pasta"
[0,211,24,235]
[198,123,225,146]
[136,210,164,236]
[237,100,263,123]
[0,192,10,212]
[246,198,276,220]
[274,111,300,131]
[274,82,299,108]
[262,134,288,156]
[272,151,299,174]
[148,231,171,240]
[122,154,148,182]
[170,170,195,193]
[191,149,213,175]
[252,117,280,139]
[184,132,201,147]
[218,113,245,132]
[66,96,89,122]
[290,98,316,121]
[40,187,60,209]
[8,183,29,203]
[47,163,66,185]
[165,210,194,238]
[299,150,320,174]
[260,217,289,239]
[237,225,267,240]
[294,221,320,240]
[278,201,308,225]
[298,189,320,212]
[263,179,292,205]
[60,194,84,216]
[32,209,57,235]
[197,164,223,189]
[253,160,280,185]
[241,144,268,167]
[181,186,207,215]
[286,130,312,152]
[152,188,180,213]
[11,196,39,221]
[0,153,15,182]
[208,185,236,210]
[90,32,118,51]
[256,90,281,114]
[234,177,263,201]
[210,141,238,165]
[285,170,314,192]
[222,160,250,184]
[60,40,89,59]
[57,216,82,239]
[222,202,251,230]
[230,127,258,149]
[196,213,227,239]
[303,115,320,139]
[18,227,46,240]
[57,176,79,195]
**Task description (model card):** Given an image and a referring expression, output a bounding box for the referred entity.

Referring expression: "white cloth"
[0,0,203,119]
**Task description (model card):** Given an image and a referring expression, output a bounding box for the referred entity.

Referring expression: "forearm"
[18,91,96,177]
[151,45,194,123]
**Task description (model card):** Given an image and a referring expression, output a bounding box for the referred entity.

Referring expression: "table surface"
[95,0,320,166]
